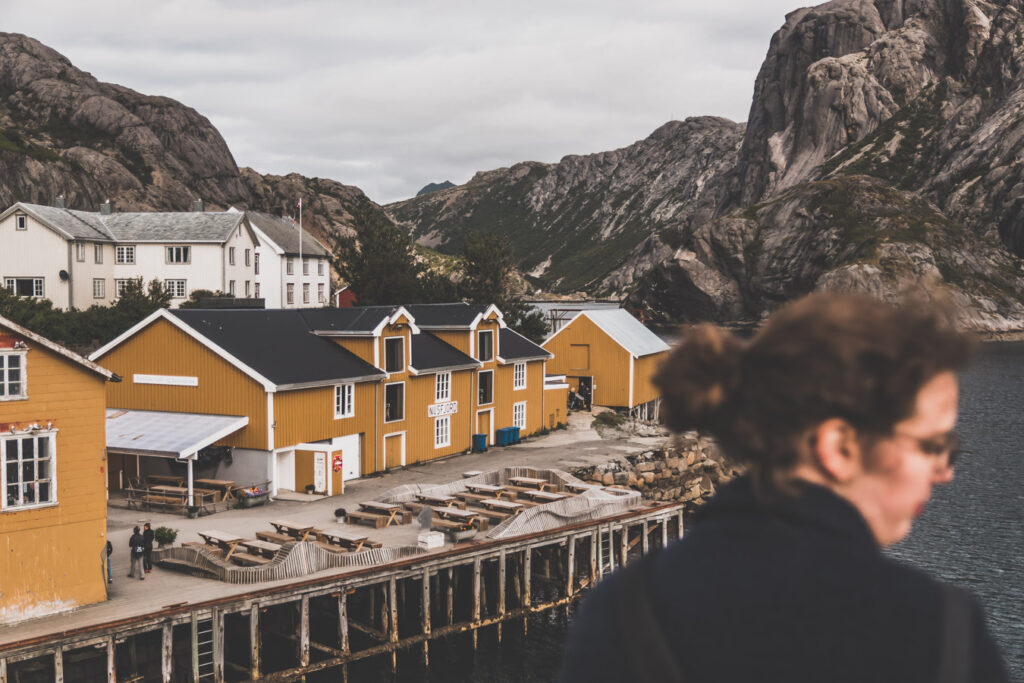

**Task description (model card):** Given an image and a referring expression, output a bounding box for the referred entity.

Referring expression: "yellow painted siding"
[330,337,375,366]
[633,352,668,406]
[97,318,268,449]
[432,330,470,355]
[543,315,632,407]
[273,381,377,450]
[0,328,108,623]
[493,360,546,437]
[544,386,569,429]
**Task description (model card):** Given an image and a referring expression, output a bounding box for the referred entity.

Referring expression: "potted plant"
[154,526,178,548]
[186,505,200,519]
[237,485,270,508]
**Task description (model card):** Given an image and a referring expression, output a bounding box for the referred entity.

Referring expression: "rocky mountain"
[416,181,455,196]
[0,32,390,247]
[389,0,1024,329]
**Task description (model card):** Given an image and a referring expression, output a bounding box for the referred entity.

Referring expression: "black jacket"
[143,528,155,550]
[560,476,1008,683]
[128,533,145,556]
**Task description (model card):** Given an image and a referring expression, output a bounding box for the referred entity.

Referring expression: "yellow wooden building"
[542,308,670,418]
[90,303,558,497]
[0,315,116,625]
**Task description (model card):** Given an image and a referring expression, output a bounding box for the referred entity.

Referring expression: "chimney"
[192,198,205,212]
[100,200,112,215]
[54,196,66,209]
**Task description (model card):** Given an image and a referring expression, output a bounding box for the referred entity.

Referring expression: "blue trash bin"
[472,433,488,452]
[511,426,521,444]
[496,427,511,447]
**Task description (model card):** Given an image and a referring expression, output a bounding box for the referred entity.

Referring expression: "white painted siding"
[0,212,74,309]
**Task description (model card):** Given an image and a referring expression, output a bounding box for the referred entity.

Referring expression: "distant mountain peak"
[416,181,455,197]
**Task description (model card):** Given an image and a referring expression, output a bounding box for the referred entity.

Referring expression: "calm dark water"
[329,342,1023,681]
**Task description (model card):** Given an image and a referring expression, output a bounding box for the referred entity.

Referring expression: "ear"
[810,418,864,483]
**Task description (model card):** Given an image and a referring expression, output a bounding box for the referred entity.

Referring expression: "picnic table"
[318,527,370,552]
[358,501,403,527]
[415,492,459,507]
[432,506,478,523]
[149,485,214,507]
[197,530,247,560]
[239,539,281,559]
[518,489,567,503]
[270,520,317,541]
[194,478,236,501]
[466,483,515,499]
[477,498,524,514]
[508,476,554,491]
[146,474,184,487]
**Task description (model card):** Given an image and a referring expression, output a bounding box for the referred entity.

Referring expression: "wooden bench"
[315,540,349,555]
[466,506,511,523]
[256,531,293,545]
[142,494,185,510]
[231,553,270,566]
[239,539,281,559]
[346,510,388,528]
[455,492,492,505]
[431,518,473,531]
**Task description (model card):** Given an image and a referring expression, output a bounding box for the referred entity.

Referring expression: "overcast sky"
[6,0,802,204]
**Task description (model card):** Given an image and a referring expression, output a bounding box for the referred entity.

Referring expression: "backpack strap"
[613,552,683,683]
[936,583,973,683]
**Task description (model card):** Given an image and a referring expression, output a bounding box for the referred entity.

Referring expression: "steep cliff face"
[388,117,743,292]
[0,32,392,244]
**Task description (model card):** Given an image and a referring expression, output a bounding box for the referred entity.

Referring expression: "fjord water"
[320,342,1023,682]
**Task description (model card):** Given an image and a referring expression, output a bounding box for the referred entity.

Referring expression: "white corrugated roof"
[579,309,670,357]
[106,409,249,459]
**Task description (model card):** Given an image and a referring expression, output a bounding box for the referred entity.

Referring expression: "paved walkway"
[0,413,664,648]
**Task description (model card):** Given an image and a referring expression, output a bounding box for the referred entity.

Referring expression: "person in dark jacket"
[142,522,155,573]
[560,292,1009,682]
[127,526,146,580]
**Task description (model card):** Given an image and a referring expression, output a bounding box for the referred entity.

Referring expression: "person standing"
[105,540,113,584]
[142,522,155,573]
[127,526,145,580]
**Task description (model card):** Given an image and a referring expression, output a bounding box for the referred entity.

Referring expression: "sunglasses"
[891,429,961,468]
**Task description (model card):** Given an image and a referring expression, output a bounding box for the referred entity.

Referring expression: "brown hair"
[655,292,973,485]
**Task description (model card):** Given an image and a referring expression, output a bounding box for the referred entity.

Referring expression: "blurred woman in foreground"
[559,292,1008,682]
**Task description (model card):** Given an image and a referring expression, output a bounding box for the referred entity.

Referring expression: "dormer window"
[477,330,494,362]
[0,350,26,400]
[385,337,404,373]
[15,215,26,230]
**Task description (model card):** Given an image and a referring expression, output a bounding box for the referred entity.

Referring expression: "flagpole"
[298,198,303,286]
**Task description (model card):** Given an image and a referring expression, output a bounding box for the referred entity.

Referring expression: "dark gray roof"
[299,306,400,334]
[170,309,385,388]
[499,328,551,361]
[404,303,489,327]
[412,333,479,372]
[247,210,329,257]
[16,203,246,243]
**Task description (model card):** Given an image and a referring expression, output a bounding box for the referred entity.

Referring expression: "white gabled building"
[0,201,258,309]
[239,209,332,308]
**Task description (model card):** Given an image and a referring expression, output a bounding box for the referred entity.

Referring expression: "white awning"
[106,409,249,459]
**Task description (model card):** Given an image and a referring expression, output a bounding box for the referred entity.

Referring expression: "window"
[3,432,55,510]
[385,337,404,373]
[114,279,133,297]
[318,259,325,276]
[478,370,493,405]
[94,244,103,264]
[0,352,26,400]
[229,247,236,265]
[254,282,261,298]
[513,401,527,430]
[166,246,190,264]
[76,243,86,262]
[302,282,310,304]
[385,382,404,422]
[92,278,105,299]
[245,248,251,267]
[4,278,44,298]
[245,281,251,297]
[334,383,354,419]
[165,279,186,298]
[286,283,294,304]
[478,330,494,362]
[228,280,236,296]
[318,283,325,303]
[434,415,451,448]
[15,215,26,230]
[514,362,527,390]
[254,252,260,275]
[286,257,294,275]
[115,245,135,264]
[435,371,451,402]
[303,258,310,275]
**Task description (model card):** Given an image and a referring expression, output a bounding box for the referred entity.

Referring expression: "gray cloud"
[5,0,802,203]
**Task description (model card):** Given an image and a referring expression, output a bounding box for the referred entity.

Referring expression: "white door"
[333,434,362,482]
[276,450,295,491]
[313,452,327,493]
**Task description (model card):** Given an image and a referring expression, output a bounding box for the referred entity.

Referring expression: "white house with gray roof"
[231,209,332,308]
[0,202,258,309]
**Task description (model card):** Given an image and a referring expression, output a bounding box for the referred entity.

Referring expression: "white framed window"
[302,282,310,304]
[514,362,527,390]
[286,283,295,304]
[166,246,190,264]
[0,352,27,400]
[303,258,310,275]
[245,248,251,267]
[15,215,27,230]
[4,278,44,298]
[318,259,325,276]
[254,252,260,275]
[94,244,103,264]
[165,279,186,298]
[318,283,325,303]
[254,282,261,298]
[385,382,405,422]
[334,383,354,419]
[477,330,494,362]
[228,280,236,296]
[76,243,86,262]
[2,431,56,510]
[478,370,494,405]
[286,257,294,275]
[435,371,451,402]
[115,245,135,264]
[92,278,105,299]
[245,280,251,297]
[384,337,404,373]
[229,246,236,265]
[434,415,451,448]
[513,401,527,430]
[114,279,133,297]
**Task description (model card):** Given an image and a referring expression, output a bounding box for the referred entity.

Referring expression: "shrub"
[153,526,178,547]
[592,411,628,429]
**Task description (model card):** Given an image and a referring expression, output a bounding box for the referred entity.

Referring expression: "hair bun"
[655,324,743,434]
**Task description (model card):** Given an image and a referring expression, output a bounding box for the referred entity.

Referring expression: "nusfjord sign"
[428,402,458,418]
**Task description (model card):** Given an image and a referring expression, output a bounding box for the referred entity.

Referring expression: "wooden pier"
[0,503,683,682]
